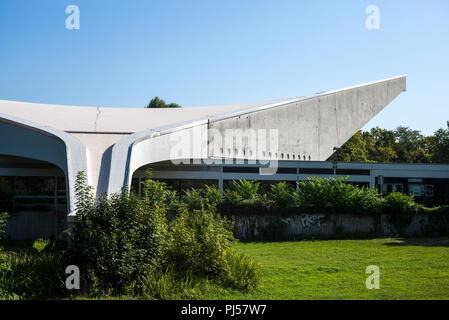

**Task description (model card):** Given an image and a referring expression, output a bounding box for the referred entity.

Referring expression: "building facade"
[3,75,445,240]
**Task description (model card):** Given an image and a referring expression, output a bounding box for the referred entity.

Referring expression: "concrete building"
[1,75,448,239]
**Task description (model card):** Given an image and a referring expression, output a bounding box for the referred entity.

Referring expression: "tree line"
[328,121,449,164]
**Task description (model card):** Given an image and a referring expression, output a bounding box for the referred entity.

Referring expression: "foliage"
[0,250,67,299]
[146,96,181,108]
[427,121,449,163]
[233,180,260,200]
[0,239,69,299]
[65,171,260,297]
[181,188,204,210]
[268,182,293,207]
[328,123,449,164]
[0,212,9,234]
[69,171,170,296]
[220,251,261,290]
[203,185,222,206]
[382,192,417,215]
[166,204,235,277]
[293,177,380,214]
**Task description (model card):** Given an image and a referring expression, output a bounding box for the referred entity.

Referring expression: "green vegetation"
[0,171,259,299]
[2,237,448,300]
[1,174,448,300]
[328,122,449,163]
[0,212,8,234]
[178,178,449,217]
[203,238,449,300]
[146,96,181,108]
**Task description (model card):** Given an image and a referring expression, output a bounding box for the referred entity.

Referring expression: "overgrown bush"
[234,180,260,200]
[69,171,170,296]
[382,192,417,215]
[181,188,204,210]
[268,182,293,207]
[66,171,260,297]
[203,185,222,206]
[293,177,380,214]
[166,203,234,277]
[221,251,261,290]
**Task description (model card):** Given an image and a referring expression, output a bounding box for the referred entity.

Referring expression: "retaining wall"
[232,213,449,240]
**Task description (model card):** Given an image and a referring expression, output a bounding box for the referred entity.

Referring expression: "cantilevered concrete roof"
[0,98,292,133]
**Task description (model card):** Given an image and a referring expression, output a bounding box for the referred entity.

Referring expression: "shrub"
[234,180,260,200]
[67,171,260,297]
[221,251,261,290]
[69,171,170,296]
[203,185,222,206]
[293,177,380,214]
[181,188,204,210]
[166,203,235,277]
[382,192,417,215]
[222,190,242,206]
[268,182,293,207]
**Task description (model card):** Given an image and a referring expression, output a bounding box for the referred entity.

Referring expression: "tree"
[327,122,448,164]
[328,131,370,162]
[394,126,430,163]
[428,121,449,163]
[146,96,181,108]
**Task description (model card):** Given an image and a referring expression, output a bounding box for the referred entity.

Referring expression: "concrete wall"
[209,76,406,161]
[232,212,448,240]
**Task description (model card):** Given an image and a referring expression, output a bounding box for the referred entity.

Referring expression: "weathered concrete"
[232,212,448,240]
[209,76,406,162]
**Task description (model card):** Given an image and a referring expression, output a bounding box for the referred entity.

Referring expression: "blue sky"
[0,0,448,135]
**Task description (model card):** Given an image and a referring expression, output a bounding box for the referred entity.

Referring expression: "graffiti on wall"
[299,214,325,229]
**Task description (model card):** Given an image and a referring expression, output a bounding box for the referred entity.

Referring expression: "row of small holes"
[219,148,311,160]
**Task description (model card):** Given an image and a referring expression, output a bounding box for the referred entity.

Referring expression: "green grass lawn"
[2,237,449,300]
[204,237,449,300]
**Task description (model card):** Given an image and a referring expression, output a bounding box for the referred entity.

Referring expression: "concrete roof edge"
[207,75,407,123]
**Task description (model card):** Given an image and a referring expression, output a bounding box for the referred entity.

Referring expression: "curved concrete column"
[106,119,209,195]
[0,113,88,215]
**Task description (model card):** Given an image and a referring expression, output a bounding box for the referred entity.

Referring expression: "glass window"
[13,176,55,196]
[0,176,13,212]
[57,176,66,197]
[426,185,434,197]
[386,184,393,194]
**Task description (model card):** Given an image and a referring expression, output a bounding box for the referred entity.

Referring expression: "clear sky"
[0,0,448,136]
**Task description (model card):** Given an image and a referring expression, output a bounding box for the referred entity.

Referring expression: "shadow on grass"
[383,237,449,248]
